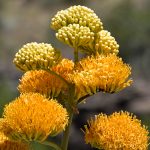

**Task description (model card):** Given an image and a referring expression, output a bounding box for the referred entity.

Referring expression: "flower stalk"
[61,112,73,150]
[74,47,79,64]
[41,141,62,150]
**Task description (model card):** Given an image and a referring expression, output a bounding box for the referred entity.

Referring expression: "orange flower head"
[18,58,74,98]
[69,54,132,100]
[2,93,68,142]
[84,111,149,150]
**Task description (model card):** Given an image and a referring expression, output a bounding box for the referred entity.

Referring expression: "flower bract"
[0,131,29,150]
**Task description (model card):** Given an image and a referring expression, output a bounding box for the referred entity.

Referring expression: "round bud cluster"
[13,42,61,71]
[95,30,119,55]
[56,24,94,48]
[51,5,103,33]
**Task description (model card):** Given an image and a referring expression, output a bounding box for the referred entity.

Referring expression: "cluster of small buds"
[56,24,94,48]
[51,5,103,33]
[13,42,61,71]
[51,5,121,56]
[95,30,119,54]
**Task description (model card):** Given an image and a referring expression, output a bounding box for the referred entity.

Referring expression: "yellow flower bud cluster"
[18,59,74,98]
[84,111,149,150]
[56,24,94,48]
[68,54,132,100]
[13,42,61,71]
[51,5,103,32]
[0,131,29,150]
[51,5,120,55]
[51,5,106,52]
[1,93,68,142]
[95,30,119,54]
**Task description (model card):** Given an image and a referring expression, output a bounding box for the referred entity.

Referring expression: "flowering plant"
[0,5,149,150]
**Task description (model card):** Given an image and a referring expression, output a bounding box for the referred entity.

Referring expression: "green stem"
[60,47,79,150]
[74,47,79,64]
[40,140,62,150]
[61,112,73,150]
[61,83,75,150]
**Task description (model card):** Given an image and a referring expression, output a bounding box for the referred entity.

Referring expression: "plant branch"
[74,47,79,64]
[61,112,73,150]
[40,140,62,150]
[61,83,75,150]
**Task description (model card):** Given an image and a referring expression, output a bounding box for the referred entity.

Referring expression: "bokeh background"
[0,0,150,149]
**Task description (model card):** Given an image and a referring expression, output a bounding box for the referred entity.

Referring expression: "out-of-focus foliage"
[0,0,150,150]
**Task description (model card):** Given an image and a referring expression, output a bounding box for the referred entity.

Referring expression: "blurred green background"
[0,0,150,149]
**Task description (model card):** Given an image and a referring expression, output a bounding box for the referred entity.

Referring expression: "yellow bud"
[13,42,61,71]
[95,30,119,55]
[51,5,103,33]
[56,24,94,48]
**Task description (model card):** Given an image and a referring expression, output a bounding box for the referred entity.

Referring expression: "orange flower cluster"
[68,54,132,100]
[84,111,149,150]
[1,93,68,142]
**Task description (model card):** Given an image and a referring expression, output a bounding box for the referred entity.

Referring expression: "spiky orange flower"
[18,70,66,98]
[18,59,74,98]
[2,93,68,142]
[84,111,149,150]
[52,58,74,78]
[67,70,99,100]
[0,131,29,150]
[68,54,132,100]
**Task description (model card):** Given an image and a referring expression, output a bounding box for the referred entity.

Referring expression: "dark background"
[0,0,150,149]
